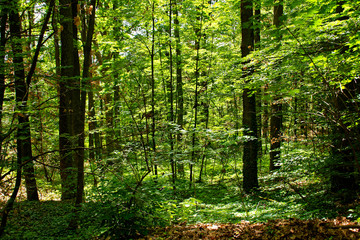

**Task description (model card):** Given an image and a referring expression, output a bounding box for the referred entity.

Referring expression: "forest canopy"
[0,0,360,239]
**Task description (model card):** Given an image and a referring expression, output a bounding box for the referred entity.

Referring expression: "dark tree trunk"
[174,0,184,176]
[269,100,282,170]
[70,0,83,203]
[104,92,114,154]
[254,0,262,159]
[9,0,39,201]
[327,1,357,202]
[269,0,283,171]
[190,5,203,188]
[0,1,7,167]
[75,0,96,206]
[169,0,176,190]
[150,1,158,176]
[241,0,259,192]
[330,76,360,201]
[330,79,360,200]
[59,0,77,200]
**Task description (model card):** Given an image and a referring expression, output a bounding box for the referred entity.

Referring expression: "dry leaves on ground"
[143,217,360,239]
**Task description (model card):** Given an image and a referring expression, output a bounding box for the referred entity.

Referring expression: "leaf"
[74,16,81,27]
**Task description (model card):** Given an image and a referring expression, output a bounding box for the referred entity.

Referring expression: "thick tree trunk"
[59,0,77,200]
[330,79,360,200]
[254,1,262,159]
[75,0,96,206]
[328,1,357,201]
[241,0,259,192]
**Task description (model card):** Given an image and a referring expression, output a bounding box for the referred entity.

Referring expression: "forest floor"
[143,218,360,239]
[2,159,360,239]
[2,199,360,239]
[1,191,360,239]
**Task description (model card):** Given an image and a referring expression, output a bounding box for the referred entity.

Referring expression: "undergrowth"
[1,143,358,239]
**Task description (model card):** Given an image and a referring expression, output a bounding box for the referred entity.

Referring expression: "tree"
[1,0,54,235]
[59,0,80,200]
[168,0,176,189]
[241,0,259,192]
[174,0,184,176]
[328,0,359,200]
[76,0,97,206]
[269,0,284,171]
[0,0,7,173]
[189,0,205,188]
[9,0,39,201]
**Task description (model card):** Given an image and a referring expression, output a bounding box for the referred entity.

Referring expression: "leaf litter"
[143,217,360,239]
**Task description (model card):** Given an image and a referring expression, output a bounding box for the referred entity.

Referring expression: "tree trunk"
[9,0,39,201]
[241,0,259,192]
[330,77,360,201]
[269,0,283,171]
[329,0,359,199]
[75,0,96,206]
[174,0,185,177]
[150,0,158,176]
[59,0,77,200]
[168,0,176,190]
[269,99,282,170]
[190,4,204,188]
[0,1,7,172]
[254,0,262,159]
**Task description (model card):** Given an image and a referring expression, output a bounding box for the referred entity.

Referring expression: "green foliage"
[2,0,360,238]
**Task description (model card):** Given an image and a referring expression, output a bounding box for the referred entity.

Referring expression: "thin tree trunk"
[150,0,157,176]
[169,0,176,190]
[174,0,184,176]
[0,2,16,237]
[262,84,269,155]
[269,0,284,171]
[88,90,98,187]
[190,2,205,188]
[0,145,21,237]
[104,92,114,154]
[10,0,41,201]
[0,1,7,173]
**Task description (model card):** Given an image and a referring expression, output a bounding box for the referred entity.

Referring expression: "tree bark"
[75,0,96,207]
[241,0,259,192]
[59,0,77,200]
[269,0,283,171]
[174,0,185,176]
[0,0,7,171]
[190,2,204,188]
[10,0,39,201]
[254,0,262,159]
[329,1,359,199]
[150,0,158,176]
[169,0,176,190]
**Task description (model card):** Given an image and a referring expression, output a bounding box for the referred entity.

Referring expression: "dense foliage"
[0,0,359,238]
